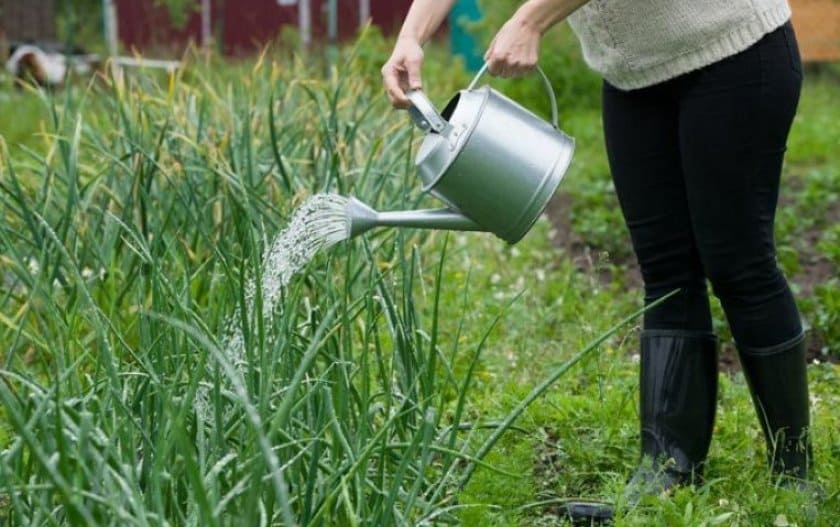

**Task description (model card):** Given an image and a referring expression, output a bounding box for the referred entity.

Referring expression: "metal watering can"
[347,63,575,244]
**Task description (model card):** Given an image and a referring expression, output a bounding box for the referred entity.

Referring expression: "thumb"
[484,35,497,61]
[405,55,423,90]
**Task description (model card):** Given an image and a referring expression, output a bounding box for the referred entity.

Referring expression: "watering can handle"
[466,62,560,130]
[406,90,451,134]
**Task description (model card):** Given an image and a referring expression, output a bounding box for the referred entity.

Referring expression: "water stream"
[196,193,350,421]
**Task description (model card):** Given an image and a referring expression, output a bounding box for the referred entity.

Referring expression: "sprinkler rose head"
[345,197,379,239]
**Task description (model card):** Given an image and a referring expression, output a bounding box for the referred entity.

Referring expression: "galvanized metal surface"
[348,64,575,244]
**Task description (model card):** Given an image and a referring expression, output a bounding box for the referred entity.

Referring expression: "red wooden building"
[114,0,413,56]
[0,0,57,43]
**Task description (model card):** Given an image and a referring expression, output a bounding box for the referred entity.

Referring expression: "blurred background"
[1,0,838,63]
[2,0,837,116]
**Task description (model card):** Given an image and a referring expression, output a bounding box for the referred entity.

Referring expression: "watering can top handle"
[406,90,451,134]
[466,62,560,130]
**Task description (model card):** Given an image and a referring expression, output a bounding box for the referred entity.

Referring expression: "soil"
[544,193,643,289]
[543,192,839,371]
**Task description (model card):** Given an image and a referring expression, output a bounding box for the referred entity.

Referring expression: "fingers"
[381,39,424,109]
[486,50,538,78]
[381,62,410,109]
[484,20,540,78]
[405,54,423,92]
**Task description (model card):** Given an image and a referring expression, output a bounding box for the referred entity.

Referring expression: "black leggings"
[602,22,803,350]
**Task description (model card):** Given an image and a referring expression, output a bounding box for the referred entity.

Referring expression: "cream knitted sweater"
[566,0,792,90]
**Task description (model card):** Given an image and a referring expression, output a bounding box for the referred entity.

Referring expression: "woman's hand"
[381,37,425,109]
[484,16,542,78]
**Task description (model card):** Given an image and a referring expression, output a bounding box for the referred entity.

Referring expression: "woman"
[382,0,814,521]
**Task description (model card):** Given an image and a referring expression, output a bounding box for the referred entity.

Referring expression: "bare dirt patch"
[544,193,642,289]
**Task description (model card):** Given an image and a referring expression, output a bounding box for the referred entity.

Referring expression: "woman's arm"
[381,0,458,108]
[486,0,590,77]
[397,0,459,45]
[512,0,590,34]
[382,0,590,107]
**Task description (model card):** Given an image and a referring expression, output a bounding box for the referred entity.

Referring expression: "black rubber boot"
[737,334,812,482]
[565,330,718,525]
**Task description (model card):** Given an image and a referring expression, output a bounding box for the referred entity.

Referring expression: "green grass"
[0,85,50,154]
[0,33,838,526]
[446,206,839,526]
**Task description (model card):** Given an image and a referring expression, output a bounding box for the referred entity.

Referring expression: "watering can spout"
[345,197,483,239]
[345,197,380,238]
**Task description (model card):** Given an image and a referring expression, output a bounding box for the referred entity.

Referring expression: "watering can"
[346,63,575,244]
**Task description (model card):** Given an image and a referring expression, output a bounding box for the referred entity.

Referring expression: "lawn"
[0,34,837,526]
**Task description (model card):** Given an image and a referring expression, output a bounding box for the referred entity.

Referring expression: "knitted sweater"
[566,0,792,90]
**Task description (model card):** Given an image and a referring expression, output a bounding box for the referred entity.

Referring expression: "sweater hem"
[603,6,791,91]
